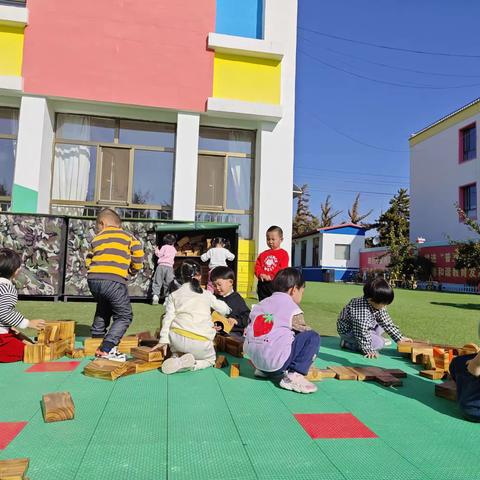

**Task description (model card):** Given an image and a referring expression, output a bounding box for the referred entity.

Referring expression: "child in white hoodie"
[152,260,230,374]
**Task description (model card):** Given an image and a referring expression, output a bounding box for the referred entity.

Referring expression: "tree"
[452,204,480,271]
[348,193,373,225]
[319,195,342,228]
[376,188,410,247]
[292,184,319,236]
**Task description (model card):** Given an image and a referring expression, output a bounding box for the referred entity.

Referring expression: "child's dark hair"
[162,234,176,246]
[0,248,21,279]
[179,260,203,294]
[267,225,283,237]
[272,267,305,293]
[211,237,225,248]
[363,277,394,305]
[210,266,235,283]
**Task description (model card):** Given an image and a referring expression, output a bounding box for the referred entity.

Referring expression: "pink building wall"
[22,0,216,112]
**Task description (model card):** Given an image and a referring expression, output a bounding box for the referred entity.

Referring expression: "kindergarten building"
[0,0,298,297]
[292,224,366,282]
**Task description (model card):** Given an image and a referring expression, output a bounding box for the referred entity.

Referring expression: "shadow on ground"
[431,301,480,311]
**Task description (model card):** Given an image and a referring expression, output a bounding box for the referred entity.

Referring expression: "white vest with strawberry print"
[244,292,302,372]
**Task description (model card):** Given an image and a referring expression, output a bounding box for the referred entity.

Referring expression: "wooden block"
[56,320,75,340]
[306,367,336,381]
[230,363,240,378]
[37,325,59,343]
[84,336,138,356]
[435,380,457,401]
[118,336,139,354]
[23,344,45,364]
[411,346,434,364]
[420,369,446,380]
[41,392,75,423]
[139,338,159,348]
[11,329,35,345]
[123,359,163,376]
[384,368,407,378]
[374,374,403,387]
[136,331,153,340]
[83,359,129,381]
[214,334,227,352]
[225,336,244,358]
[84,338,102,356]
[66,348,85,359]
[177,236,190,248]
[0,458,29,480]
[433,347,453,371]
[397,341,429,354]
[328,366,357,380]
[348,366,383,381]
[131,346,163,362]
[49,338,71,361]
[212,311,233,334]
[215,355,228,369]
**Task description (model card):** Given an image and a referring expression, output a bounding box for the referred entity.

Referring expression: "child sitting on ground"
[450,351,480,422]
[0,248,45,362]
[255,225,289,301]
[152,234,177,305]
[210,266,250,337]
[244,268,321,394]
[152,260,231,374]
[201,237,235,292]
[337,277,412,358]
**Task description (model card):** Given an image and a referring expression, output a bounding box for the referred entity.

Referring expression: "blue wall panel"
[216,0,263,39]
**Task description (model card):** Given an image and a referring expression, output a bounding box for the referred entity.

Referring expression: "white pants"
[169,331,216,371]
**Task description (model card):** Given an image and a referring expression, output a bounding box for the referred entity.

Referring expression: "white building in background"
[410,97,479,243]
[292,224,366,282]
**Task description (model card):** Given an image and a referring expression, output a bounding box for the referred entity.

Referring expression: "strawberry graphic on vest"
[253,313,274,337]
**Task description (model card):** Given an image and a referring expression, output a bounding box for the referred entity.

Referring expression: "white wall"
[320,233,365,269]
[410,113,480,243]
[253,0,297,259]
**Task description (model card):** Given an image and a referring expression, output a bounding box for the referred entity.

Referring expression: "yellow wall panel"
[0,25,24,76]
[213,53,281,105]
[237,239,256,297]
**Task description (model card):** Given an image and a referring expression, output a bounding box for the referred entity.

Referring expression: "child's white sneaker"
[95,346,127,362]
[383,339,392,346]
[162,353,195,375]
[152,295,159,305]
[279,371,317,394]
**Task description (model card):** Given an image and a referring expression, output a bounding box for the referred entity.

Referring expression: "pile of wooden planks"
[23,320,76,364]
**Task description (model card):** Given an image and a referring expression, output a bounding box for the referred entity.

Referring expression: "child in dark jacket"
[210,266,250,337]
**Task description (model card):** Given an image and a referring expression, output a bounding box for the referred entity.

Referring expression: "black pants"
[87,279,133,352]
[257,280,273,301]
[450,354,480,422]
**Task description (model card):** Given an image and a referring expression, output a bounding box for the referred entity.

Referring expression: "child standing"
[0,248,45,362]
[244,268,320,394]
[152,234,177,305]
[255,226,289,301]
[337,277,412,358]
[210,266,250,337]
[200,237,235,292]
[152,260,231,374]
[86,208,144,361]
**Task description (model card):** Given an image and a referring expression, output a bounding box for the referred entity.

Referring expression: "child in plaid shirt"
[337,277,411,358]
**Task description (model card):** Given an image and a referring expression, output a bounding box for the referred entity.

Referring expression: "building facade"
[0,0,298,296]
[292,224,366,282]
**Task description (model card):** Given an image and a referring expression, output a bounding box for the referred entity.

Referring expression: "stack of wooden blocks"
[306,365,406,386]
[23,320,76,364]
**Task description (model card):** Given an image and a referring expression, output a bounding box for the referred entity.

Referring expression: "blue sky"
[294,0,480,228]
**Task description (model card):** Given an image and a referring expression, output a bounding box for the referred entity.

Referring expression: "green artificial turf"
[17,282,479,345]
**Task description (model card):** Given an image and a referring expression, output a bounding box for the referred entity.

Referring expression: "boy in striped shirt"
[87,208,144,361]
[0,248,45,362]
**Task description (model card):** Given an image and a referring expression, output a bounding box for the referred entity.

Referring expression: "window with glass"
[196,127,255,238]
[301,241,307,266]
[460,183,477,219]
[460,124,476,162]
[312,237,320,266]
[0,107,19,210]
[335,244,351,260]
[52,114,175,216]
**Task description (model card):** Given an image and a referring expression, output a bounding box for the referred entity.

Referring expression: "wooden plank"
[374,374,403,387]
[214,355,228,369]
[230,363,240,378]
[384,368,407,378]
[122,359,163,376]
[397,341,429,354]
[435,380,457,401]
[328,366,357,380]
[420,369,446,380]
[305,367,336,381]
[56,320,75,340]
[23,344,45,364]
[0,458,29,480]
[211,311,233,334]
[225,336,244,358]
[130,346,163,363]
[84,338,102,356]
[84,336,139,356]
[83,359,129,381]
[66,348,85,359]
[37,325,59,343]
[214,334,226,352]
[411,346,434,364]
[41,392,75,423]
[49,338,70,361]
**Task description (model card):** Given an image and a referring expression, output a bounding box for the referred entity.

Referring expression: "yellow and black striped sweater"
[86,227,144,284]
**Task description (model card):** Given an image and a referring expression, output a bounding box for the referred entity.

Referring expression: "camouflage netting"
[0,214,67,296]
[64,219,157,297]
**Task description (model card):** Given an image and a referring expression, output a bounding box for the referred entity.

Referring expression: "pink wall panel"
[23,0,215,112]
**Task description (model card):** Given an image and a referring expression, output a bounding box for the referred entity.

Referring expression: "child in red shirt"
[255,225,289,300]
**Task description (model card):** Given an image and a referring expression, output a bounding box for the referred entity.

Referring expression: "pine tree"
[292,184,319,236]
[348,193,373,225]
[377,189,410,247]
[319,195,342,228]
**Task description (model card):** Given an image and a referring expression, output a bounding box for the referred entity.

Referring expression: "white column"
[12,96,54,213]
[172,112,200,221]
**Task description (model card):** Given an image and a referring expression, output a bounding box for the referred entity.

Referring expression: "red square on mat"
[25,361,80,373]
[0,422,27,449]
[294,413,377,439]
